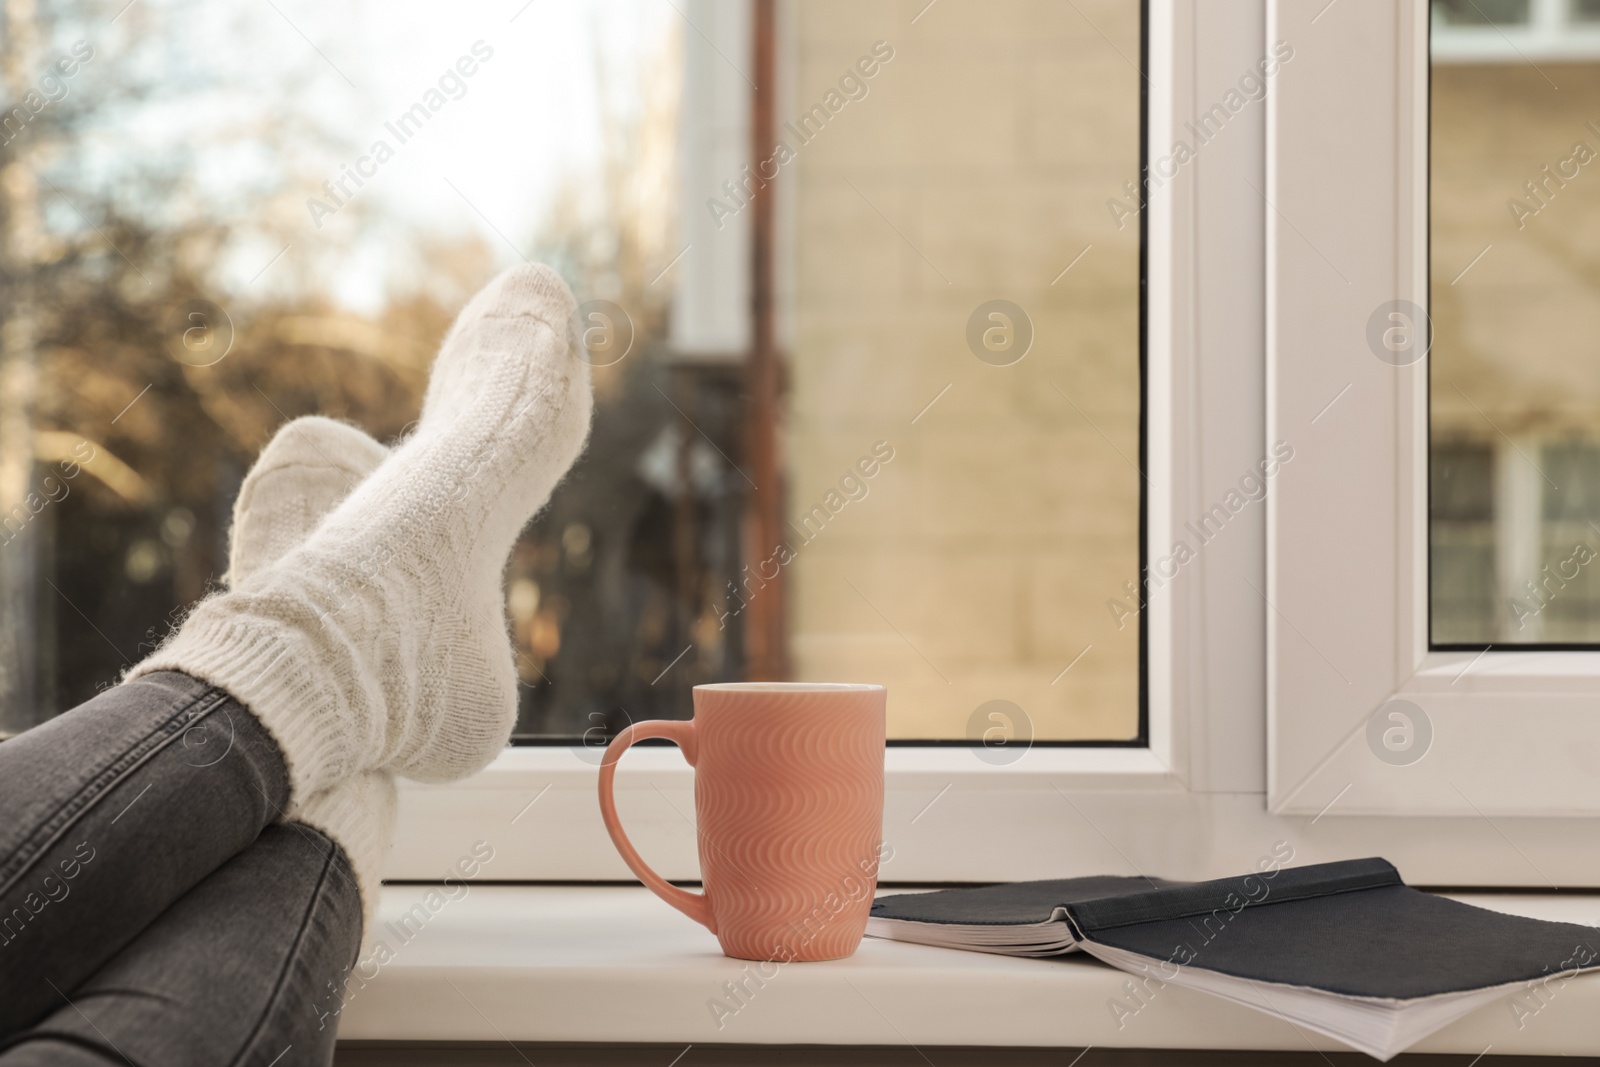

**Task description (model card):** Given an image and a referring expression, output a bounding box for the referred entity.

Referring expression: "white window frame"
[1266,0,1600,845]
[388,0,1600,889]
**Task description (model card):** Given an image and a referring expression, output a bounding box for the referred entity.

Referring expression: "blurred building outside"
[1430,0,1600,645]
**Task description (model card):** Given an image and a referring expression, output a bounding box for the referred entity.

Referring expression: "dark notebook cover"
[871,859,1600,1059]
[871,874,1174,926]
[1064,857,1600,1000]
[873,858,1600,999]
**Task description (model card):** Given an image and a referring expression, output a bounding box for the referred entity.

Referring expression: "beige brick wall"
[783,0,1142,740]
[1431,63,1600,440]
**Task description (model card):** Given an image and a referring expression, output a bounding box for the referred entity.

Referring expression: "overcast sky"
[76,0,677,311]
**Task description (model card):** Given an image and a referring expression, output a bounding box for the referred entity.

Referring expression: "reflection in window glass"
[0,0,1141,743]
[1430,2,1600,645]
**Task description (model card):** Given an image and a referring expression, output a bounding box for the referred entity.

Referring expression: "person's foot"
[131,263,593,803]
[224,414,398,934]
[225,416,391,590]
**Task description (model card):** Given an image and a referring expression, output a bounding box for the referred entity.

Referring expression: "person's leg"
[0,670,292,1036]
[0,821,363,1067]
[0,417,397,1038]
[0,261,590,1040]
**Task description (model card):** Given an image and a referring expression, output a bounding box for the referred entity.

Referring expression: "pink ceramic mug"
[598,682,886,961]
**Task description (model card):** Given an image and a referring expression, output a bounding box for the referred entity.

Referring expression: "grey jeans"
[0,671,362,1066]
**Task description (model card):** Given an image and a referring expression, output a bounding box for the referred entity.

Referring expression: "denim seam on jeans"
[0,684,231,897]
[1,1031,135,1064]
[226,834,341,1067]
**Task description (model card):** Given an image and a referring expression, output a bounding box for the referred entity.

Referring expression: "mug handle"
[597,720,716,933]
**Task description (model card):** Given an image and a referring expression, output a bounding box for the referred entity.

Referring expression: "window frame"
[1265,0,1600,840]
[388,0,1600,888]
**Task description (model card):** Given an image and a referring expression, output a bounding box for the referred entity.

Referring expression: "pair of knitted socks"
[128,264,593,930]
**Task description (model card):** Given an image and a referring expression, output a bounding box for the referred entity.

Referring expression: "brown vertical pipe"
[743,0,788,681]
[671,367,699,670]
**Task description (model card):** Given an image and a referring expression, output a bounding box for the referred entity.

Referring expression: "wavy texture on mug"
[693,687,885,961]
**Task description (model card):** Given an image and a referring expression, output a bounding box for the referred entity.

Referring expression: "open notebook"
[868,858,1600,1061]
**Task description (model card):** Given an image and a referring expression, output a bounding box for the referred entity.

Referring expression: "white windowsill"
[437,744,1180,789]
[338,884,1600,1054]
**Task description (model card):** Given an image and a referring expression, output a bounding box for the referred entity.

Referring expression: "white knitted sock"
[129,263,592,803]
[225,416,391,590]
[296,771,398,940]
[218,414,398,933]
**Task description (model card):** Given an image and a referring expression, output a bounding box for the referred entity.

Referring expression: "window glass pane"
[0,0,1141,744]
[1430,443,1497,644]
[785,2,1141,741]
[1432,0,1531,26]
[1430,1,1600,645]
